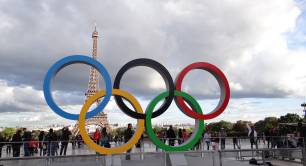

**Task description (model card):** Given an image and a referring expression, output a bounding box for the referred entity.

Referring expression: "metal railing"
[0,136,305,166]
[0,148,304,166]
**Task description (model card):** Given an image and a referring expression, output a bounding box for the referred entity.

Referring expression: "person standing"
[0,132,4,158]
[60,127,71,156]
[93,128,101,145]
[211,132,220,151]
[22,128,31,157]
[297,122,306,165]
[12,130,22,157]
[204,132,211,150]
[246,123,258,149]
[182,129,188,143]
[161,129,167,143]
[100,127,111,148]
[298,122,306,147]
[29,134,38,156]
[232,134,240,150]
[265,129,271,148]
[6,136,12,157]
[167,125,176,146]
[46,128,57,156]
[220,127,227,150]
[124,123,134,160]
[178,129,183,145]
[38,131,45,156]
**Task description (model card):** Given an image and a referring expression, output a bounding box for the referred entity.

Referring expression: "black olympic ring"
[113,58,175,119]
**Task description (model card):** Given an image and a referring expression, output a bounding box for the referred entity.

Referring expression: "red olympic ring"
[175,62,230,120]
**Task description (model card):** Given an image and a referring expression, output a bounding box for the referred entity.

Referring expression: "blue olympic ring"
[43,55,112,120]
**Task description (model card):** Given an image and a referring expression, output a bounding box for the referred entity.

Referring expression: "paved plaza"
[0,139,304,166]
[0,152,303,166]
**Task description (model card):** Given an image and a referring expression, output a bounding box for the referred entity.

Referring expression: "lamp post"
[302,102,306,119]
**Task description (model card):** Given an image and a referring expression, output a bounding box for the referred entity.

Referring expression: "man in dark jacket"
[0,132,4,158]
[298,122,306,146]
[38,131,45,156]
[60,127,71,156]
[167,125,176,146]
[12,130,22,157]
[22,128,31,157]
[124,123,134,160]
[46,128,58,156]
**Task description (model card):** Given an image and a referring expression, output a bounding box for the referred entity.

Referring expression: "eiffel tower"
[72,26,109,135]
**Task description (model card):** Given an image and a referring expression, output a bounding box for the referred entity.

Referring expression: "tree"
[2,128,16,140]
[206,121,233,132]
[265,117,278,129]
[232,120,250,136]
[278,113,302,123]
[255,120,265,133]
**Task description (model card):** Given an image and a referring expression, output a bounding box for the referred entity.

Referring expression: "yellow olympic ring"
[78,89,145,154]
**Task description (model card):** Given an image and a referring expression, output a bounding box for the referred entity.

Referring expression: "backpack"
[249,158,257,165]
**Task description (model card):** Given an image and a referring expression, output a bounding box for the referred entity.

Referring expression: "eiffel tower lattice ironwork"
[72,26,109,135]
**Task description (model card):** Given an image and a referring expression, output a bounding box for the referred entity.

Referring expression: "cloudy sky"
[0,0,306,127]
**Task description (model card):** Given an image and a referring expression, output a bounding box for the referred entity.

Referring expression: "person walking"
[204,132,211,150]
[167,125,176,146]
[60,127,71,156]
[12,130,22,157]
[124,123,134,160]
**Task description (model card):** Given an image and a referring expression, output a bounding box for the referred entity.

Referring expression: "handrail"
[0,136,304,144]
[0,147,303,161]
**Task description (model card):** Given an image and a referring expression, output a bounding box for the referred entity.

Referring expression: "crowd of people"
[156,123,306,151]
[0,124,138,160]
[0,127,75,158]
[0,122,305,159]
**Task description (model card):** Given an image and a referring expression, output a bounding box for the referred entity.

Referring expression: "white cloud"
[0,0,305,127]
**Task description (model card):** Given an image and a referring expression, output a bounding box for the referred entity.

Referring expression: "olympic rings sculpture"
[43,55,230,154]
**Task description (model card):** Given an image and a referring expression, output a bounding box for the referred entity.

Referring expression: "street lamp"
[302,102,306,119]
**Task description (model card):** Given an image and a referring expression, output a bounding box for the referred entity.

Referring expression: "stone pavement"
[0,140,304,166]
[0,153,303,166]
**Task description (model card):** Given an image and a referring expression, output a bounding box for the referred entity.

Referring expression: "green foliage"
[207,120,233,132]
[110,127,126,138]
[278,113,302,123]
[2,128,16,140]
[0,113,303,139]
[253,117,279,134]
[232,120,249,136]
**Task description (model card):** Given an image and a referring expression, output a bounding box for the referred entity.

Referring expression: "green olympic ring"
[146,90,205,151]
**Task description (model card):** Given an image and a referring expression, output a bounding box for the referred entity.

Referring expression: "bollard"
[164,151,167,166]
[212,151,215,166]
[262,149,265,165]
[303,138,306,166]
[101,155,106,166]
[141,140,144,160]
[201,139,204,158]
[218,150,223,166]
